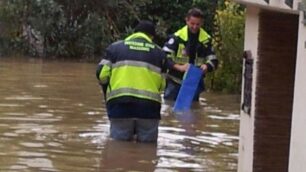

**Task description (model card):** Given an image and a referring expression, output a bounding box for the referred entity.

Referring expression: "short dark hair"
[134,20,156,37]
[186,8,204,19]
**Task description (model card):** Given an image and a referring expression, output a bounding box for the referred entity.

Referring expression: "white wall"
[235,0,301,12]
[238,6,259,172]
[289,11,306,172]
[235,1,305,172]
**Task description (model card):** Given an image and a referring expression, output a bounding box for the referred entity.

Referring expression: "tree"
[206,0,245,93]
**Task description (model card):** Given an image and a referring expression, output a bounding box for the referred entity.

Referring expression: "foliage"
[0,0,27,55]
[0,0,222,58]
[0,0,246,93]
[206,0,245,93]
[0,0,150,58]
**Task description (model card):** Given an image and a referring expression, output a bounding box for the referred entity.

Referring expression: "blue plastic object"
[173,64,203,112]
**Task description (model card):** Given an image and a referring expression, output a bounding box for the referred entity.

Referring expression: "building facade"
[234,0,306,171]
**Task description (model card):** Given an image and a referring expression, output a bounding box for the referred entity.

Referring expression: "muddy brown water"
[0,58,240,172]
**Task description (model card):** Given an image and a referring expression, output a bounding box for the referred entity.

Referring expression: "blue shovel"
[173,64,203,112]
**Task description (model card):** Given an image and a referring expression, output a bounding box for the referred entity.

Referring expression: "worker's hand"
[200,64,208,73]
[174,63,189,72]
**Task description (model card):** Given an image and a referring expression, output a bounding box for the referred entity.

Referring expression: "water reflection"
[100,140,158,171]
[0,58,239,172]
[156,101,239,171]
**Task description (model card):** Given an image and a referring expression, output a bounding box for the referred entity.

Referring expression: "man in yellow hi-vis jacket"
[163,8,218,101]
[96,20,188,142]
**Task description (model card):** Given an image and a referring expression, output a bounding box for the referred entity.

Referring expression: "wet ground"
[0,58,240,172]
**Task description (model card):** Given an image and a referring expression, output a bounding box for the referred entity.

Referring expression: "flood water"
[0,58,240,172]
